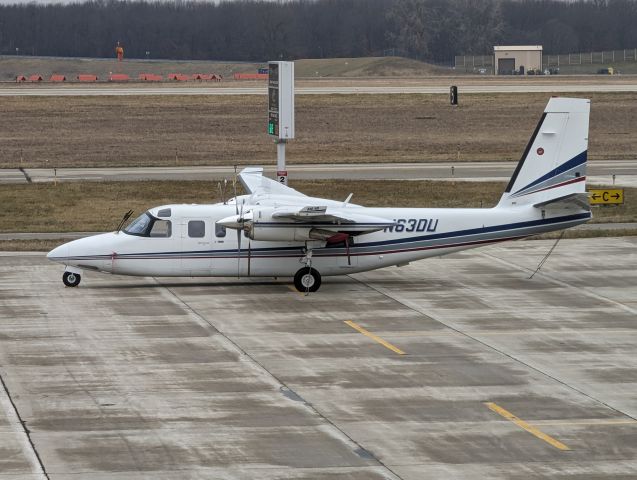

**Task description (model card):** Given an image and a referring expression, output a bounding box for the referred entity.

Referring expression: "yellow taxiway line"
[486,402,570,451]
[345,320,406,355]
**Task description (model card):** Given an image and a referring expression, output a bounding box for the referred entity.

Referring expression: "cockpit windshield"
[124,213,153,235]
[123,212,171,238]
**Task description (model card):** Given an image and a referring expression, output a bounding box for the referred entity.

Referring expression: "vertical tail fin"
[498,97,590,207]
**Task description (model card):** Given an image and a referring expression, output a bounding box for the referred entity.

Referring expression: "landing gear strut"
[294,267,321,293]
[63,271,81,287]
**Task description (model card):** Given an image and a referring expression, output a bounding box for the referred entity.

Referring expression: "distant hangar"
[494,45,542,75]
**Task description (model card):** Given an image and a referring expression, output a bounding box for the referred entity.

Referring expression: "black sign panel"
[268,63,280,136]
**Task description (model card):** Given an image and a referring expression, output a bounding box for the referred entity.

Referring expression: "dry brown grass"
[0,239,60,251]
[293,57,448,77]
[0,92,635,169]
[1,180,634,233]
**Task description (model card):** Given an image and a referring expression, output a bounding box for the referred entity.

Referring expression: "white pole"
[277,140,287,185]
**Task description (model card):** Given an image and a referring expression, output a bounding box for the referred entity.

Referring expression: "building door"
[498,58,515,74]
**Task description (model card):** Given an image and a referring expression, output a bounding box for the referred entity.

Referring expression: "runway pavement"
[1,237,636,478]
[2,83,637,96]
[3,160,637,186]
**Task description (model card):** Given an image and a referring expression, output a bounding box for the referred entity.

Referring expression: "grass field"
[293,57,449,77]
[1,179,633,233]
[1,92,635,169]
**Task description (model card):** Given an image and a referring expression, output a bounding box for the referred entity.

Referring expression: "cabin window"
[215,222,226,238]
[188,220,205,238]
[157,208,171,218]
[150,220,171,237]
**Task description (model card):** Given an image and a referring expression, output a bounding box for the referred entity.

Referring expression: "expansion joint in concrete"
[478,250,637,422]
[350,271,637,425]
[0,368,49,479]
[156,280,405,480]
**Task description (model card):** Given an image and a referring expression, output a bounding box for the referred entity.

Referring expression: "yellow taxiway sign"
[589,189,624,205]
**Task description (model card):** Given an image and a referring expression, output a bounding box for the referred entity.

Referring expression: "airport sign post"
[589,188,624,205]
[268,61,295,184]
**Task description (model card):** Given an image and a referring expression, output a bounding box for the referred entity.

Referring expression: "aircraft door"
[181,219,213,274]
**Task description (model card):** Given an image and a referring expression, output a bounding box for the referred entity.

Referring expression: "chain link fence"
[544,49,637,66]
[455,48,637,73]
[453,55,494,73]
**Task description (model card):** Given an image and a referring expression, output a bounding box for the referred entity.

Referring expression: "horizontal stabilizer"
[533,192,590,210]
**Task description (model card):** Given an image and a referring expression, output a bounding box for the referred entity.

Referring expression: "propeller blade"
[248,241,251,277]
[236,229,241,278]
[236,199,244,278]
[233,165,238,215]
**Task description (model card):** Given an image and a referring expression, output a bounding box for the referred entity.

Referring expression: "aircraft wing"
[238,167,362,209]
[239,167,306,197]
[271,206,395,233]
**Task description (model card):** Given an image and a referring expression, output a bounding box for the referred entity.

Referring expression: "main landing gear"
[63,271,81,287]
[294,245,322,294]
[294,267,321,293]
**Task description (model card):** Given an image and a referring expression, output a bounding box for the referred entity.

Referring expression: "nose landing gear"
[63,271,81,287]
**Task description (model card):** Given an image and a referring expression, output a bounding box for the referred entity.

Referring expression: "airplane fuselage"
[48,202,590,278]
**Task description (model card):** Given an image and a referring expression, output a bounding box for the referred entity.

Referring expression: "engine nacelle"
[247,225,312,242]
[239,207,302,241]
[248,225,339,242]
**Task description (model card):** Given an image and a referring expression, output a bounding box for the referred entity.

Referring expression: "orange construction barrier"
[168,73,189,81]
[50,75,66,82]
[109,74,130,82]
[16,75,27,83]
[77,74,98,82]
[139,73,163,82]
[211,74,223,82]
[29,75,43,82]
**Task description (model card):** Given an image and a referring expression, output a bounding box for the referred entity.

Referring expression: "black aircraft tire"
[63,271,81,287]
[294,267,321,293]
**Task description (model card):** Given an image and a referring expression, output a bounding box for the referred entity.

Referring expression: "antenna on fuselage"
[115,209,134,234]
[218,179,229,205]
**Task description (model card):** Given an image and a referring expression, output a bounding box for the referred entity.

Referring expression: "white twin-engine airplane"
[48,97,591,292]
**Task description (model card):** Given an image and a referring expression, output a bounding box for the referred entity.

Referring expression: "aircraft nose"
[47,243,69,262]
